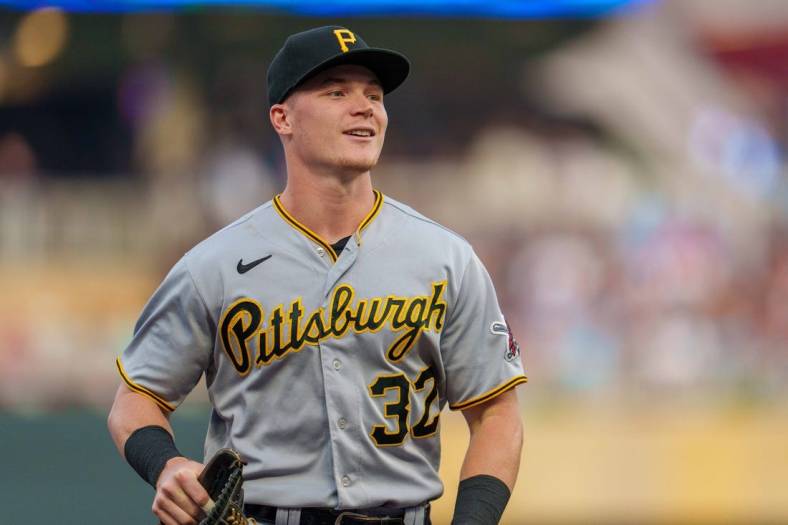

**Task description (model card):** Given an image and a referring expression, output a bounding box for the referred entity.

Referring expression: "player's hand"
[153,456,210,525]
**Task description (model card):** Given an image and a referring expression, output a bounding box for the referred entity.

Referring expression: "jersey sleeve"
[116,256,214,412]
[440,250,527,411]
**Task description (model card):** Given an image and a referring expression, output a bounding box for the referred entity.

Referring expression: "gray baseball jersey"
[117,190,526,509]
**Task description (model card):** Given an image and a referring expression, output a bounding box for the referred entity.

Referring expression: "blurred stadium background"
[0,0,787,523]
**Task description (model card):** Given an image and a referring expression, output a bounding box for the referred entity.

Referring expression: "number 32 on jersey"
[367,365,440,447]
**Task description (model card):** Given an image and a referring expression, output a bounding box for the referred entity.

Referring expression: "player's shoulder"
[181,200,277,269]
[381,195,470,244]
[380,194,474,252]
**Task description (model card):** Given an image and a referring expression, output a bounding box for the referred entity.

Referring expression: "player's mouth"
[343,127,376,138]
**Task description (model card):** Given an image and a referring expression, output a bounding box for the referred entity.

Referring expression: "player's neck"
[279,171,376,243]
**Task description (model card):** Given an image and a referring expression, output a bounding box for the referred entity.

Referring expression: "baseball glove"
[198,448,257,525]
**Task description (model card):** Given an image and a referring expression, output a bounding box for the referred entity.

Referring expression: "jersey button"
[316,247,325,257]
[338,417,347,429]
[341,475,351,487]
[333,359,342,370]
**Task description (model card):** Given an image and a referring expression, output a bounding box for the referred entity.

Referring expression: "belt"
[244,504,431,525]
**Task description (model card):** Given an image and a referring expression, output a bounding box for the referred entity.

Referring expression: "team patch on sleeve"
[491,319,521,363]
[490,321,508,336]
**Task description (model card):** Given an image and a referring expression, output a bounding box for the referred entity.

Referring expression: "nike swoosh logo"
[237,255,272,274]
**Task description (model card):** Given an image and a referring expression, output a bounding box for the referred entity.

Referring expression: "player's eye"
[367,93,383,102]
[327,90,345,97]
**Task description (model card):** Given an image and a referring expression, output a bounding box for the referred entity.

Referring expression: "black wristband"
[451,475,511,525]
[123,425,183,488]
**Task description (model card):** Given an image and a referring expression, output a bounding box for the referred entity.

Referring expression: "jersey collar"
[273,190,384,263]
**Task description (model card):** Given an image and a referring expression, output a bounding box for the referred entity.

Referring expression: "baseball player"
[108,26,526,525]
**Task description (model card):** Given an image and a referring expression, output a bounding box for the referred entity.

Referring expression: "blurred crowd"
[0,1,786,409]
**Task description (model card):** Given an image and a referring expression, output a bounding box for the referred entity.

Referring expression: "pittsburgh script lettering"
[218,281,448,374]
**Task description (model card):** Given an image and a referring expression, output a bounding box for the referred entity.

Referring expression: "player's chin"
[337,155,380,173]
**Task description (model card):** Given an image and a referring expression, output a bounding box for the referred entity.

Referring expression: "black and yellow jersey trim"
[449,375,527,411]
[355,189,383,245]
[116,357,176,413]
[273,195,338,261]
[273,190,384,262]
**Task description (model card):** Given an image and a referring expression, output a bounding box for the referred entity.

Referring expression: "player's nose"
[348,91,375,118]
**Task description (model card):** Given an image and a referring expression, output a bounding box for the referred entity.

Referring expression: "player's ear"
[269,103,293,136]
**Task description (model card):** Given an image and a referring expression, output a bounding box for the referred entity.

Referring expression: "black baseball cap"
[267,26,410,106]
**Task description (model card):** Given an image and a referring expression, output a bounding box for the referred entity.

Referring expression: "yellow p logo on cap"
[333,29,356,53]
